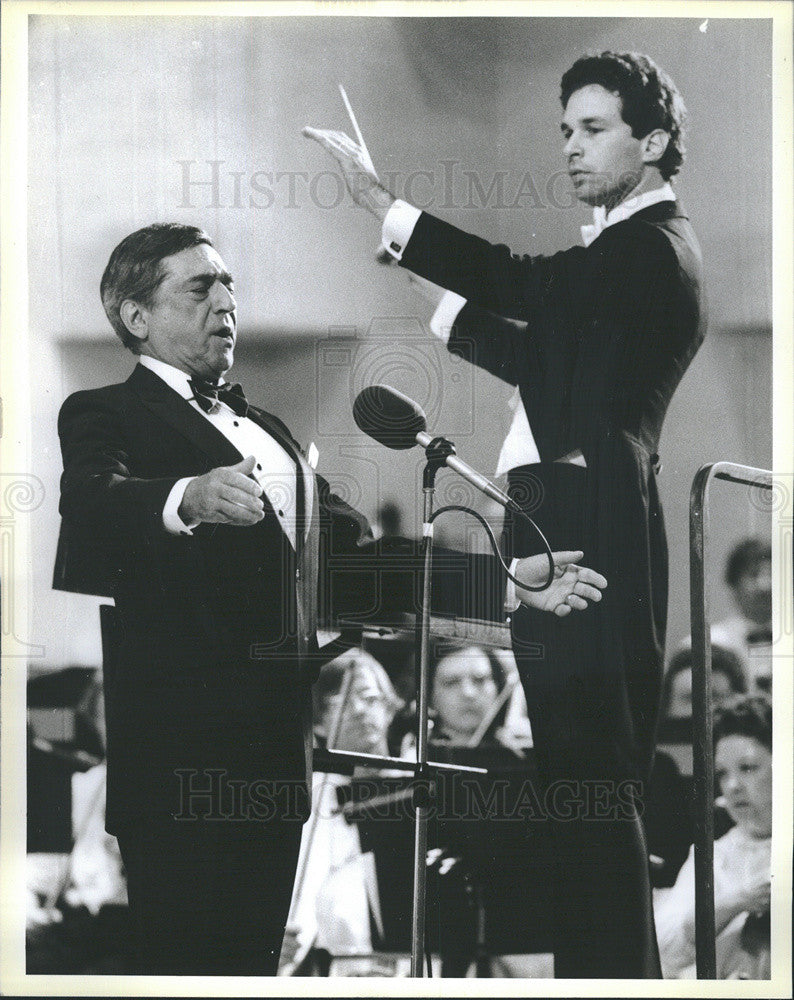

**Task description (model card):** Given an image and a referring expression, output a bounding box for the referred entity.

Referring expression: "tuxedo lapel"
[127,364,244,468]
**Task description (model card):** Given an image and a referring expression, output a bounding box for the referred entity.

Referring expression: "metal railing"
[689,461,773,978]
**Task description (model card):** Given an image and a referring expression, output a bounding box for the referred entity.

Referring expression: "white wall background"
[25,14,773,673]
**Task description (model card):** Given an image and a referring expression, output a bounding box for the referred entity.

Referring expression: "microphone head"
[353,384,427,450]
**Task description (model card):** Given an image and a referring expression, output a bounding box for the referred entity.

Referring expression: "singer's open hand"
[302,126,395,220]
[178,455,265,527]
[514,551,607,617]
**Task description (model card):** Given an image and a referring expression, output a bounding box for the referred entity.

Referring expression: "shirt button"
[257,463,262,471]
[278,509,284,517]
[233,421,239,427]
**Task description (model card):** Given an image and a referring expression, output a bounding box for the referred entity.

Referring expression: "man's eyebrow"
[561,116,608,132]
[184,269,234,286]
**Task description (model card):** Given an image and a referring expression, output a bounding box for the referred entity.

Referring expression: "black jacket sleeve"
[447,302,534,388]
[399,209,587,325]
[55,389,184,596]
[58,389,180,541]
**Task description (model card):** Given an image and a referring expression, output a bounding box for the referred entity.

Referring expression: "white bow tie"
[580,183,677,247]
[580,205,608,247]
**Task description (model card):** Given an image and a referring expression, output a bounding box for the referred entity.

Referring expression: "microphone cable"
[428,503,556,592]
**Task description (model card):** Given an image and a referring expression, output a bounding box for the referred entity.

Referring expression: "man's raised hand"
[302,126,395,221]
[178,454,265,527]
[514,551,607,617]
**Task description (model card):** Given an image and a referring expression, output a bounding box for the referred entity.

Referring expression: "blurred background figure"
[674,537,773,694]
[279,648,402,975]
[646,643,749,886]
[397,643,532,755]
[712,538,773,692]
[394,642,545,978]
[371,499,405,542]
[654,694,772,979]
[312,647,401,758]
[635,537,773,906]
[26,675,130,973]
[658,644,748,740]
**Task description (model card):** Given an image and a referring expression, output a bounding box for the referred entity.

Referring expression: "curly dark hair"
[560,51,687,180]
[714,693,772,752]
[100,223,213,352]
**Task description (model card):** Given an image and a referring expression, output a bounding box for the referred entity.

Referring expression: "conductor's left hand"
[302,126,395,221]
[514,551,607,617]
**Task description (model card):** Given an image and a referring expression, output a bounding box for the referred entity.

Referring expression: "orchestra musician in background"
[279,648,402,974]
[655,695,772,979]
[709,538,773,692]
[399,643,531,755]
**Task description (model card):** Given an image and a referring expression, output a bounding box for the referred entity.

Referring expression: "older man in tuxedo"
[54,223,376,974]
[305,51,706,977]
[54,223,604,975]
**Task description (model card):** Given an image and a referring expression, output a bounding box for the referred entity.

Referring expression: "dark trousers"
[507,463,661,979]
[117,813,303,975]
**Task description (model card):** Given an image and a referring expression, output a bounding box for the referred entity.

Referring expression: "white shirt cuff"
[504,557,522,613]
[381,199,422,261]
[430,291,467,344]
[163,477,199,535]
[495,389,542,477]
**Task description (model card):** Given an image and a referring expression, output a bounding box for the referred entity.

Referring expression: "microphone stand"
[410,436,458,977]
[358,422,553,975]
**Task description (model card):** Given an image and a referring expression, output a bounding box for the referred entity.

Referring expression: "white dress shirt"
[654,824,771,979]
[138,355,298,548]
[579,182,676,247]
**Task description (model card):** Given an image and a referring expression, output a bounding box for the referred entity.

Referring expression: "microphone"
[353,384,519,512]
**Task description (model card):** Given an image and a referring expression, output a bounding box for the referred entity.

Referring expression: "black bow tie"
[189,378,249,418]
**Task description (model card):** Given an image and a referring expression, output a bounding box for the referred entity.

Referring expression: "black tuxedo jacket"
[54,363,373,831]
[400,201,706,775]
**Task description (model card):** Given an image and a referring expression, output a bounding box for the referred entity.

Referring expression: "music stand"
[341,744,556,975]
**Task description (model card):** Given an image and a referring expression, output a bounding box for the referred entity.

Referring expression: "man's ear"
[641,129,670,167]
[119,299,149,347]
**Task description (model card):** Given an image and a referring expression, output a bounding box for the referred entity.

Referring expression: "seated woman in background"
[654,694,772,979]
[279,648,402,975]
